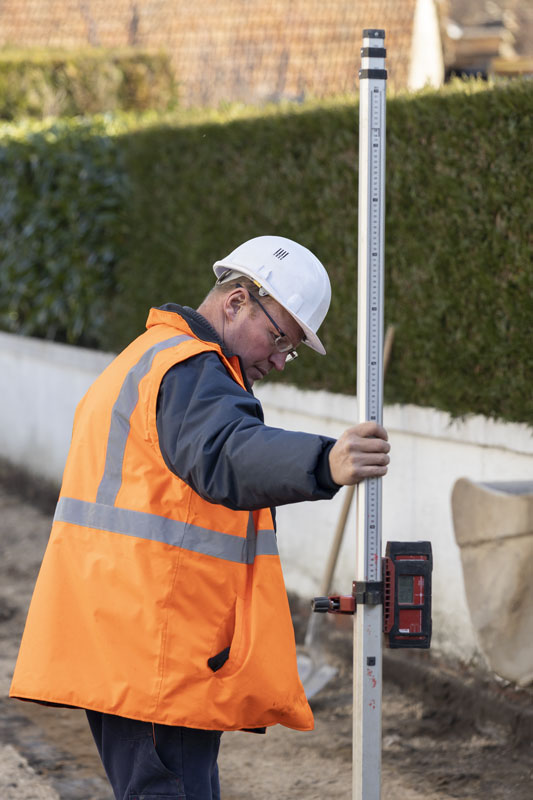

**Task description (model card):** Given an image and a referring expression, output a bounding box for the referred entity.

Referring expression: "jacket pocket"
[207,595,247,677]
[207,646,230,672]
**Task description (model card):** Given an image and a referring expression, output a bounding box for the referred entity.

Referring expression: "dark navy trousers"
[86,710,222,800]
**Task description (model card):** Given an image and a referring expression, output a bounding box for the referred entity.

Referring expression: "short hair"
[205,275,276,314]
[212,275,259,296]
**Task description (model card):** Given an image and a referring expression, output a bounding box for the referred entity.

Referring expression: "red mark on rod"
[367,669,377,688]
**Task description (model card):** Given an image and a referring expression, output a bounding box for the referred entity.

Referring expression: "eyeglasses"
[236,284,299,362]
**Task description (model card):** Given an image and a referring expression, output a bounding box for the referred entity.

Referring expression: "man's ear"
[224,288,247,322]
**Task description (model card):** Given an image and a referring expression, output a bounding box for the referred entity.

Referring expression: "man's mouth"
[250,366,266,381]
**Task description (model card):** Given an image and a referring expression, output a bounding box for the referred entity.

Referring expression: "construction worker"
[10,235,390,800]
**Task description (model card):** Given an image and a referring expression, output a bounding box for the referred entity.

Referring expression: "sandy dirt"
[0,466,532,799]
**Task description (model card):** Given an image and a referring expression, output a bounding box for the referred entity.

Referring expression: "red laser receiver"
[312,540,432,649]
[383,541,432,648]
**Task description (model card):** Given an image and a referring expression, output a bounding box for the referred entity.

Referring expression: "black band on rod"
[360,47,386,58]
[363,28,385,38]
[359,69,388,80]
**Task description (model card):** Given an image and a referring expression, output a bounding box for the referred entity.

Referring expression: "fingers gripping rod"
[353,29,387,800]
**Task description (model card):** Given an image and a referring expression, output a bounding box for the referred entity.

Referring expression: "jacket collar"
[151,304,254,394]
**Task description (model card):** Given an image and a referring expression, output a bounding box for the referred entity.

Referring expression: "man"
[10,235,390,800]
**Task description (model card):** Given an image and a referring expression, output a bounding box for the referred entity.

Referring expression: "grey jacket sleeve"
[156,351,341,511]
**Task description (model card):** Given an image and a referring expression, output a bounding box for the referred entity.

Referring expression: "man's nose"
[269,352,287,371]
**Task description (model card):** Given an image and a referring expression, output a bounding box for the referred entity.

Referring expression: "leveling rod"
[308,30,433,796]
[354,28,387,800]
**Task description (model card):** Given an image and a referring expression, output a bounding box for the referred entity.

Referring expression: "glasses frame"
[236,283,299,362]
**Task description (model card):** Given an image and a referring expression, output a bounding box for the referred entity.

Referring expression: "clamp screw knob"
[311,596,331,613]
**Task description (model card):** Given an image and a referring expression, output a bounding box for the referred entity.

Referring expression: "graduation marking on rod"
[354,28,387,800]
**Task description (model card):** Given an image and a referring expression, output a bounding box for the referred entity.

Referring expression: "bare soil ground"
[0,464,532,799]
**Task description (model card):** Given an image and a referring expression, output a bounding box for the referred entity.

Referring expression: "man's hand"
[329,422,390,486]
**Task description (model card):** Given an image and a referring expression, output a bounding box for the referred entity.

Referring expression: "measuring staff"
[311,30,433,800]
[355,29,388,800]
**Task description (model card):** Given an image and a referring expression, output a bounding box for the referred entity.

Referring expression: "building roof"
[0,0,434,106]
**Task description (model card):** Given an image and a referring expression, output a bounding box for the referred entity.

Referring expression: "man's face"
[224,290,304,387]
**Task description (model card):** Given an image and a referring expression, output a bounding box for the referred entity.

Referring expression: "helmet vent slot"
[273,248,289,260]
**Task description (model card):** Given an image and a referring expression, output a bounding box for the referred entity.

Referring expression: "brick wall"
[0,1,417,105]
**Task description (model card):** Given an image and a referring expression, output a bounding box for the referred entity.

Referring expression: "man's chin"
[246,367,266,385]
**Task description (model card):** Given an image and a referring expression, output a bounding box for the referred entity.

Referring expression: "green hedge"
[0,80,532,424]
[385,82,533,423]
[0,116,130,346]
[0,49,177,120]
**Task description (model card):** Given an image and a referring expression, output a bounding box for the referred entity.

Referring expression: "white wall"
[2,331,532,670]
[0,331,113,484]
[409,0,445,90]
[256,384,533,667]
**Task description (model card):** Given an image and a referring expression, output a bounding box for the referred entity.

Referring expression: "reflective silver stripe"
[96,334,193,505]
[54,497,279,564]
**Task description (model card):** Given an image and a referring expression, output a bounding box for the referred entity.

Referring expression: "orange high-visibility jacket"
[10,307,313,732]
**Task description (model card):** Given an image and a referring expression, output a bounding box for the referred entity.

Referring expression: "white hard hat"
[213,235,331,355]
